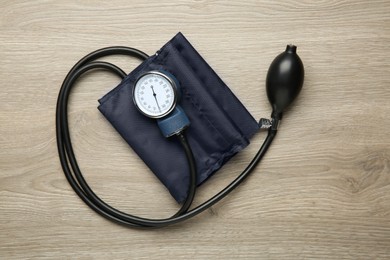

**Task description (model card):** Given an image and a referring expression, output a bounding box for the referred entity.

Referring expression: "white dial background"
[133,73,176,118]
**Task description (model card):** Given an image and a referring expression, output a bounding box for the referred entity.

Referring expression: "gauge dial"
[133,71,177,118]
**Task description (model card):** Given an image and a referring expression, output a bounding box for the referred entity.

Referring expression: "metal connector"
[259,118,280,130]
[259,118,272,130]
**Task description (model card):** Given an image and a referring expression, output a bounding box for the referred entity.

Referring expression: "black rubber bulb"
[266,44,304,120]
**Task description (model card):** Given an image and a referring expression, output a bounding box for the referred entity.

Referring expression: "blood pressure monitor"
[56,39,304,228]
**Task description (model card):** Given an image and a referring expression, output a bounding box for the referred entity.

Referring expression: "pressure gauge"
[133,71,178,118]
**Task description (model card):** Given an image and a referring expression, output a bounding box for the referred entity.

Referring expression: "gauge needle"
[150,86,161,112]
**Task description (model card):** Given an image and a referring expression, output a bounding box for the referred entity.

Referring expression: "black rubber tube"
[56,46,277,228]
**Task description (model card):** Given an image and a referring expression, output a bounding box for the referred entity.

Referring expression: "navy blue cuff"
[98,32,259,203]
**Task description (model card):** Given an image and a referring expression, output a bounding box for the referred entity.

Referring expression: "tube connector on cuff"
[157,106,190,138]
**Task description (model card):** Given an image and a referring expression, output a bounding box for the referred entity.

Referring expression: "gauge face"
[133,71,177,118]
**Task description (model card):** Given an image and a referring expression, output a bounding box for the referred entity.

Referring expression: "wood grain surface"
[1,0,389,259]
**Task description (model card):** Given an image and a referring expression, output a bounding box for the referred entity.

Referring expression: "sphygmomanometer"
[56,32,304,228]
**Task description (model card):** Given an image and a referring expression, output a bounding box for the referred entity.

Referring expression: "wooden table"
[1,1,389,259]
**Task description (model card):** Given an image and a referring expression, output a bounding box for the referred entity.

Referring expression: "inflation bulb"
[266,44,304,120]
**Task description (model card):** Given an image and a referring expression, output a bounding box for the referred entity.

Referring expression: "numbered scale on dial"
[133,71,178,118]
